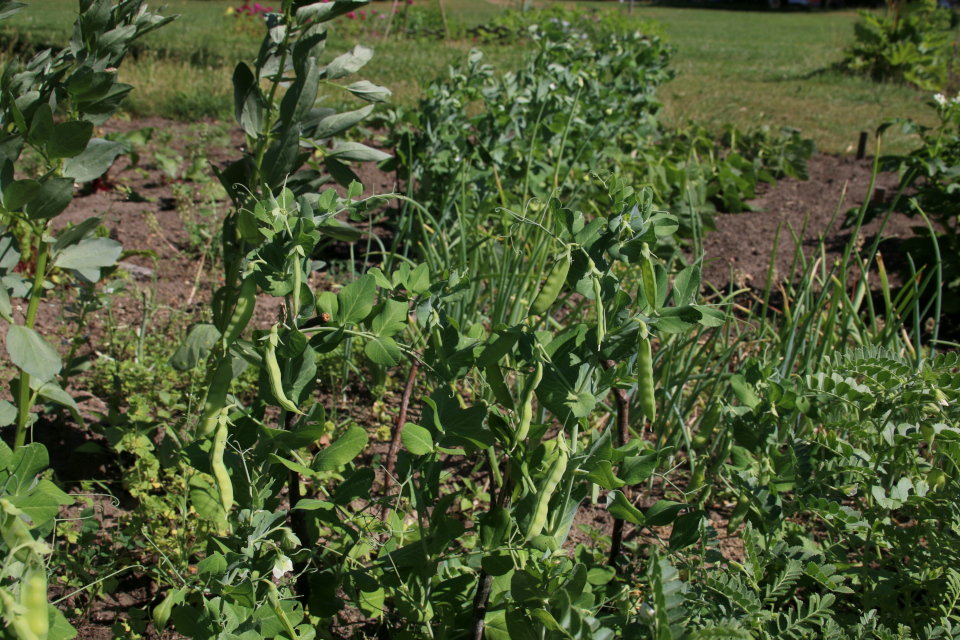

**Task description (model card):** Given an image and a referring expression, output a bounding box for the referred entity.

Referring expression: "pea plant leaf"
[364,336,401,367]
[313,426,368,471]
[46,120,94,159]
[337,274,376,325]
[401,424,434,456]
[6,325,62,383]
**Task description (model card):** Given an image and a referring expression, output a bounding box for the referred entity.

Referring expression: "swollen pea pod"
[265,581,299,640]
[726,490,751,536]
[485,364,515,411]
[525,446,568,541]
[265,325,303,415]
[222,276,257,348]
[1,502,36,563]
[641,243,658,311]
[196,357,233,439]
[514,361,543,445]
[691,405,721,450]
[210,408,233,514]
[20,564,48,640]
[529,250,570,317]
[637,321,655,423]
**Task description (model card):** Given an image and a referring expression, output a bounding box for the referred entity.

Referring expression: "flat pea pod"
[265,325,303,415]
[477,328,521,368]
[20,564,48,639]
[637,321,655,423]
[210,408,233,514]
[514,361,543,445]
[641,243,658,311]
[485,364,515,411]
[223,276,257,348]
[529,252,570,317]
[196,357,233,439]
[525,447,568,541]
[264,581,299,640]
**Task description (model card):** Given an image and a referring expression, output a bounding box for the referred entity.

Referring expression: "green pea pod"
[726,491,751,536]
[637,323,655,423]
[641,243,658,311]
[529,252,570,316]
[196,357,233,439]
[485,364,515,411]
[265,329,303,415]
[1,511,35,563]
[691,405,721,450]
[223,276,257,348]
[265,581,299,640]
[210,409,233,514]
[525,447,568,541]
[515,361,543,444]
[20,564,48,640]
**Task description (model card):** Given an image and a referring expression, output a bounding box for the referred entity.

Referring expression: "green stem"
[15,229,50,451]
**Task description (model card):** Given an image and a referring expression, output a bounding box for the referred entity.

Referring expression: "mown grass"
[625,5,944,154]
[1,0,942,153]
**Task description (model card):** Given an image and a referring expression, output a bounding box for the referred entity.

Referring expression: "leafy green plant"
[873,93,960,316]
[841,0,958,91]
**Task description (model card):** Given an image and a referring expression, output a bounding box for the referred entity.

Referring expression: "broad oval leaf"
[401,423,433,455]
[6,325,62,382]
[313,426,368,471]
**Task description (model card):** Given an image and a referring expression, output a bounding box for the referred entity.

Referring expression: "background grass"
[0,0,944,153]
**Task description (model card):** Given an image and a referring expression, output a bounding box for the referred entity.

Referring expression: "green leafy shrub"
[876,93,960,315]
[841,0,959,91]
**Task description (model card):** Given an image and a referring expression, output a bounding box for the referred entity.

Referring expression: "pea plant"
[0,0,174,636]
[158,160,728,639]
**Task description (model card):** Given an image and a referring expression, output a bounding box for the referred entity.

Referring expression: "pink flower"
[346,10,355,18]
[253,3,262,11]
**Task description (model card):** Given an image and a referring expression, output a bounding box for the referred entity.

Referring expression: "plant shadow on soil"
[5,117,949,639]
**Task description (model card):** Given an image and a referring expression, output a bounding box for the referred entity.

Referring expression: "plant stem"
[14,230,50,451]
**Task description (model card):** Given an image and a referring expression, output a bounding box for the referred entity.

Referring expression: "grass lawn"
[0,0,941,153]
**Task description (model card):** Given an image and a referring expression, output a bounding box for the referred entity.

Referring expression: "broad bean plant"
[0,0,174,636]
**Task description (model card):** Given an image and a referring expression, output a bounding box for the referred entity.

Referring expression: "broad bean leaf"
[25,178,73,220]
[47,120,94,159]
[6,325,62,382]
[325,44,373,80]
[62,138,122,182]
[53,236,122,281]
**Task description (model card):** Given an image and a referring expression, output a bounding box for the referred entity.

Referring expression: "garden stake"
[385,360,420,489]
[603,360,630,569]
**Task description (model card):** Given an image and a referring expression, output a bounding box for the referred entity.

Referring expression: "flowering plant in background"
[225,2,274,34]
